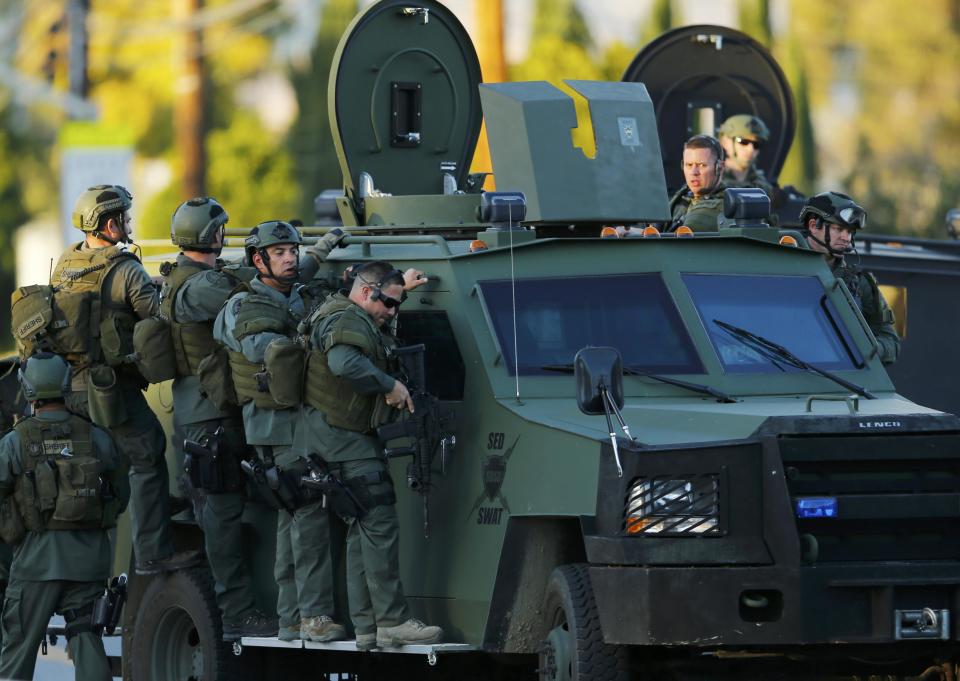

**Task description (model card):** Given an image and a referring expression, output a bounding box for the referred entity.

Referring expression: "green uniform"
[833,259,901,365]
[214,277,335,630]
[51,241,171,566]
[0,409,129,681]
[668,183,727,233]
[299,293,409,636]
[165,254,260,625]
[722,165,775,198]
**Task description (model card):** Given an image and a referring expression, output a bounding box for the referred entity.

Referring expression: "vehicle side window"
[396,311,465,400]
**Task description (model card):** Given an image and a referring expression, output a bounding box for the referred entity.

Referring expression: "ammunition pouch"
[230,351,289,410]
[262,338,305,408]
[240,456,323,513]
[99,312,138,369]
[87,365,128,428]
[183,428,245,494]
[132,315,177,384]
[198,346,239,412]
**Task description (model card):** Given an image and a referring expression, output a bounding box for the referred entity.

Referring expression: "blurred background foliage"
[1,0,959,249]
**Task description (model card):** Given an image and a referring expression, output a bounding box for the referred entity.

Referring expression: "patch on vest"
[43,439,73,456]
[16,312,47,339]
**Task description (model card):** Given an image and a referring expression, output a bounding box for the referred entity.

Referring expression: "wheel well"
[482,516,587,654]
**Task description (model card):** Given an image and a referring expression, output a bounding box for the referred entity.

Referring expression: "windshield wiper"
[541,364,737,403]
[712,319,875,399]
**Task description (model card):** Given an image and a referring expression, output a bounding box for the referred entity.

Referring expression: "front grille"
[623,474,721,536]
[780,434,960,562]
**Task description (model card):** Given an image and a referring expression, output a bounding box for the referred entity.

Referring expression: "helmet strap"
[256,248,298,288]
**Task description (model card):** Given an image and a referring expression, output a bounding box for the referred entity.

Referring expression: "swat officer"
[298,260,442,651]
[800,192,901,364]
[213,221,346,644]
[717,114,776,198]
[0,352,129,681]
[52,185,196,575]
[668,135,727,233]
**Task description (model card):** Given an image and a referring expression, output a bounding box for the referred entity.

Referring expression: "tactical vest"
[46,243,141,368]
[304,295,396,432]
[161,260,256,376]
[228,283,304,410]
[12,415,119,532]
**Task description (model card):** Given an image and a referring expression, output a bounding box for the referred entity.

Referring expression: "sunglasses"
[379,293,405,309]
[734,137,762,149]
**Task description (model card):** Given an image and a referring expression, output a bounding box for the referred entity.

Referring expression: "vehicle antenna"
[508,200,522,404]
[48,258,53,280]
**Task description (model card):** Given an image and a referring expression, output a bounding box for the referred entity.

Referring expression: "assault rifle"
[376,343,455,537]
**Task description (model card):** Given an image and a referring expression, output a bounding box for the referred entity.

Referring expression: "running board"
[236,638,475,664]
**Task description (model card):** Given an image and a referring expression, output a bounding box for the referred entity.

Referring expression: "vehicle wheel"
[129,568,234,681]
[540,564,629,681]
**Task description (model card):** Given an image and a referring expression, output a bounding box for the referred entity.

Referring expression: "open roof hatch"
[328,0,483,224]
[623,25,796,193]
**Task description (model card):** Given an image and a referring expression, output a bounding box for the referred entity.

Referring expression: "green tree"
[778,40,817,194]
[738,0,772,47]
[286,0,358,222]
[515,0,598,82]
[531,0,593,50]
[640,0,673,47]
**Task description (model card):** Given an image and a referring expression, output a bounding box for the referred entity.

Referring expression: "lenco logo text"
[857,421,902,429]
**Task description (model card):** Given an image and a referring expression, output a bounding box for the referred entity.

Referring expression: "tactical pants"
[340,458,409,635]
[68,388,173,564]
[183,421,256,624]
[0,578,111,681]
[268,446,336,628]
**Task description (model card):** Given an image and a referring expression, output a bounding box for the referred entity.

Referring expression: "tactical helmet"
[18,352,71,402]
[72,184,133,232]
[718,115,771,143]
[244,221,303,258]
[171,196,229,250]
[800,191,867,231]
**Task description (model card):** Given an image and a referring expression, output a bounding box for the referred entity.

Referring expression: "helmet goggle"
[835,206,866,230]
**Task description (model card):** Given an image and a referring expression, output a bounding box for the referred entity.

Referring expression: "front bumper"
[591,562,960,647]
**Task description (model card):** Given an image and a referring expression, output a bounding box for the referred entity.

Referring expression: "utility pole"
[175,0,206,198]
[472,0,506,188]
[66,0,90,107]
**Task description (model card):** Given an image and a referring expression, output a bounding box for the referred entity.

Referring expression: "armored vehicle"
[113,3,960,680]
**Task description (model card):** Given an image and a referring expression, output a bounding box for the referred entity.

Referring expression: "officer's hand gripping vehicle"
[121,3,960,680]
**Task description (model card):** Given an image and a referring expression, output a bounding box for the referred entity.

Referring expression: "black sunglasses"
[735,136,762,149]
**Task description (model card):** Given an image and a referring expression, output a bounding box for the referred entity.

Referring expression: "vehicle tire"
[129,568,234,681]
[540,564,630,681]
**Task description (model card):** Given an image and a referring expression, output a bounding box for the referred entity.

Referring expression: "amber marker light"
[779,235,799,247]
[600,226,620,239]
[642,226,661,238]
[469,239,488,252]
[675,226,694,238]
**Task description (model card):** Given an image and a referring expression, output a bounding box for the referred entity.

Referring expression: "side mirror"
[946,208,960,239]
[574,347,624,415]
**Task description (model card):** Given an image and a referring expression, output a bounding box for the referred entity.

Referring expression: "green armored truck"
[118,3,960,680]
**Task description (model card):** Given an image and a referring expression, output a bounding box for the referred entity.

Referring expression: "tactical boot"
[376,619,443,648]
[355,633,377,651]
[134,549,203,576]
[277,622,301,642]
[301,615,347,642]
[222,610,280,641]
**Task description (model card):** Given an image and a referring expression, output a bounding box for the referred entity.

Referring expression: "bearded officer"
[0,353,129,681]
[801,191,900,364]
[52,185,196,575]
[213,221,346,644]
[298,260,442,651]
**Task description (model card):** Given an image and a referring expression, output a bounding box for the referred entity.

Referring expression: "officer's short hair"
[352,261,404,291]
[683,135,725,163]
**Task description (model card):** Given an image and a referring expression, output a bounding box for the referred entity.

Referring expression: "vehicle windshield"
[682,274,863,374]
[478,274,703,376]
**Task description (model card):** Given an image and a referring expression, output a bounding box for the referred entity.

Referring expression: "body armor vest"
[161,260,255,376]
[48,243,140,368]
[228,282,304,410]
[12,414,119,532]
[304,295,396,432]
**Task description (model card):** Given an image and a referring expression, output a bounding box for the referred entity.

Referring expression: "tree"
[639,0,673,47]
[778,39,817,194]
[738,0,772,47]
[286,0,358,222]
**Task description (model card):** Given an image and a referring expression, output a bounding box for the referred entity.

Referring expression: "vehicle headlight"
[624,475,720,535]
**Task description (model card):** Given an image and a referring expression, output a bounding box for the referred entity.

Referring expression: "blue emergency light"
[795,497,839,519]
